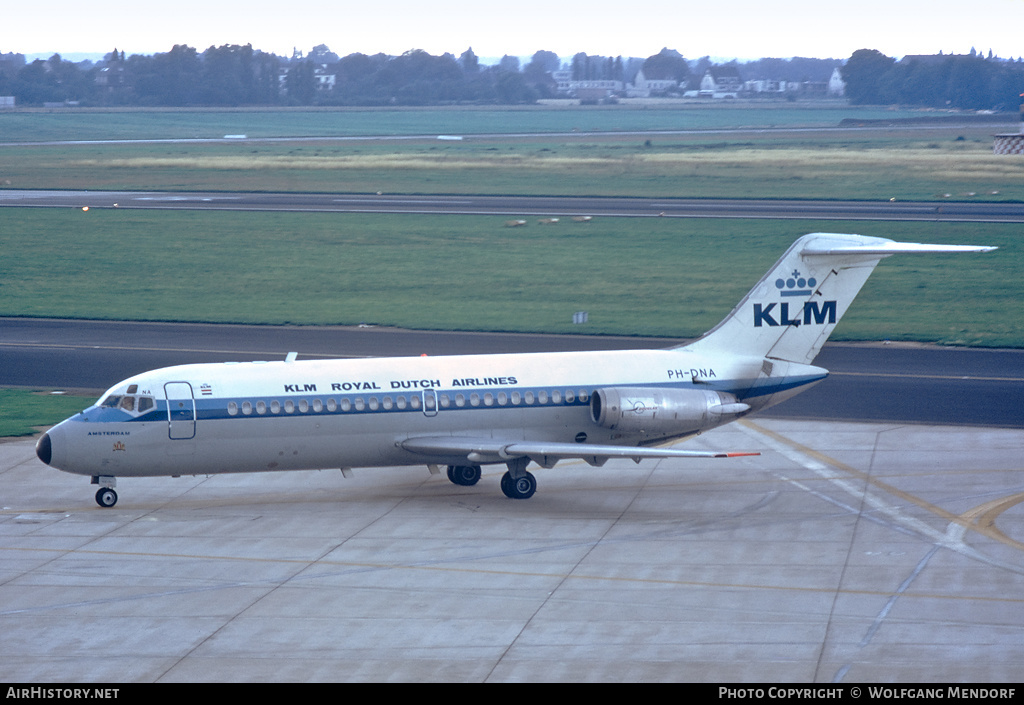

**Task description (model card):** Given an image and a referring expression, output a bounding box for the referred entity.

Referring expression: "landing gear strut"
[446,465,481,486]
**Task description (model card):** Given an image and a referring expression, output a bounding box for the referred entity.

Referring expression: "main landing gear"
[446,465,481,486]
[445,461,537,499]
[500,470,536,499]
[499,457,536,500]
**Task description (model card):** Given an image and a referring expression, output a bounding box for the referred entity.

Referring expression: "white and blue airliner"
[36,233,995,507]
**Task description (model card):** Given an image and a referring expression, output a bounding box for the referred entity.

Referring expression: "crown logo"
[112,441,126,452]
[775,269,816,297]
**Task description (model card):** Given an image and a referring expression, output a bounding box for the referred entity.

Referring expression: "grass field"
[0,104,939,142]
[0,105,1018,345]
[1,208,1016,346]
[0,389,91,437]
[1,129,1020,201]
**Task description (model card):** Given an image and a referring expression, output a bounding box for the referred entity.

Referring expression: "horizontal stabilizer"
[801,241,997,256]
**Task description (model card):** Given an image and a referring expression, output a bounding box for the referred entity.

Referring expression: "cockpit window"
[99,393,155,416]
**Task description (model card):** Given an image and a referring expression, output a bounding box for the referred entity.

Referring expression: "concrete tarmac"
[2,418,1023,682]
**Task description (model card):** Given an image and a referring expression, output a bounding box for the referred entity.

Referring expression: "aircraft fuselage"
[40,348,823,478]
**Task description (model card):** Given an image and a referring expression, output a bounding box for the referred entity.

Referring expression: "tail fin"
[680,233,996,364]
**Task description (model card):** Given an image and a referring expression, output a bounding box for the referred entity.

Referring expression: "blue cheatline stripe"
[96,375,824,426]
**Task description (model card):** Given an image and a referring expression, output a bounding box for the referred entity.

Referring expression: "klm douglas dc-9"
[36,233,995,507]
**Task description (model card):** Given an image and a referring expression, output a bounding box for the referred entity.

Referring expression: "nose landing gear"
[92,476,118,508]
[95,487,118,508]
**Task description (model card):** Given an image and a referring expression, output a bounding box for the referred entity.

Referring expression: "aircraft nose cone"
[36,432,52,466]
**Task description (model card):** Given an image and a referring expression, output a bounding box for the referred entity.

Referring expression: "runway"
[4,189,1024,223]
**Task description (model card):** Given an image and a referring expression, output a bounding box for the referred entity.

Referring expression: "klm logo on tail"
[753,268,837,327]
[753,301,836,327]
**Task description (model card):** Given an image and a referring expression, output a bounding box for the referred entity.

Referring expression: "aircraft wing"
[400,436,759,468]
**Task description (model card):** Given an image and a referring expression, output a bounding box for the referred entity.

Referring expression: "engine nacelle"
[590,387,750,436]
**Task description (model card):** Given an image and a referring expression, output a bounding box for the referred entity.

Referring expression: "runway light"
[81,206,89,212]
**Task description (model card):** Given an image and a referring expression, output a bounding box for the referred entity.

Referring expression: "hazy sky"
[8,0,1024,61]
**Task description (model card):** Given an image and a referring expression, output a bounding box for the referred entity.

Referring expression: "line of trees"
[0,45,563,106]
[842,48,1024,110]
[4,42,1022,110]
[0,44,841,108]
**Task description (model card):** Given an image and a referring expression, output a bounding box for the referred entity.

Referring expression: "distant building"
[552,77,623,101]
[315,64,336,91]
[827,67,845,96]
[699,66,741,98]
[626,69,679,98]
[95,65,126,94]
[576,81,623,102]
[552,70,572,93]
[743,79,785,94]
[277,63,336,95]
